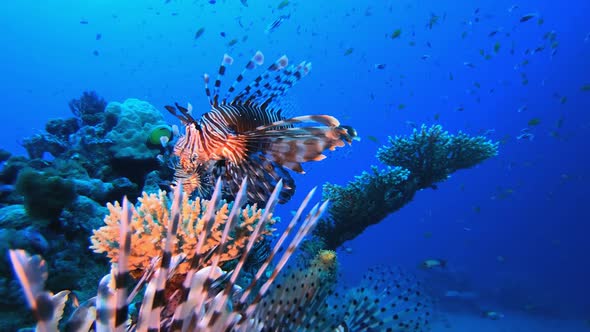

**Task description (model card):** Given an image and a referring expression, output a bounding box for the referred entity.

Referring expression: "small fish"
[277,0,289,10]
[488,30,499,37]
[405,120,416,128]
[517,128,534,141]
[374,63,386,69]
[92,50,99,56]
[265,14,290,34]
[397,103,406,110]
[366,135,379,143]
[482,311,505,320]
[527,118,541,126]
[496,255,506,263]
[494,42,501,53]
[508,5,519,13]
[240,0,248,7]
[220,31,226,37]
[434,113,440,121]
[463,62,475,68]
[517,105,527,113]
[556,116,564,128]
[420,259,447,269]
[95,33,102,40]
[580,84,590,91]
[79,20,89,24]
[227,38,238,47]
[585,32,590,43]
[344,48,354,56]
[519,13,537,23]
[560,96,567,104]
[391,29,402,39]
[421,54,430,60]
[426,13,440,30]
[456,105,465,112]
[537,17,544,25]
[194,27,205,39]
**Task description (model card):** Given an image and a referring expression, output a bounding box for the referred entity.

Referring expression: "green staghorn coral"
[314,124,498,249]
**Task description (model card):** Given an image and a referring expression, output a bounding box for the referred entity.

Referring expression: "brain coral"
[105,98,168,160]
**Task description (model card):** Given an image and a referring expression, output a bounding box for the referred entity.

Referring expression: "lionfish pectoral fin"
[225,153,295,204]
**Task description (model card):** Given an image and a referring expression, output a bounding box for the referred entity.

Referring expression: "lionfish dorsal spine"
[232,54,288,104]
[209,54,234,107]
[223,51,265,103]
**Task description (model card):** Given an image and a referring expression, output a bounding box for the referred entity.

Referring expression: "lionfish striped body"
[166,51,357,204]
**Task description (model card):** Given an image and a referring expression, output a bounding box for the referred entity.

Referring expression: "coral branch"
[315,124,498,249]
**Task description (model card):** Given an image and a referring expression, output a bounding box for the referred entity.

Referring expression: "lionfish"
[165,51,357,204]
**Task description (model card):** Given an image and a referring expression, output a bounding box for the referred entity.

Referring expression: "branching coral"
[11,179,329,330]
[90,189,277,277]
[314,124,498,249]
[377,124,498,188]
[317,166,411,248]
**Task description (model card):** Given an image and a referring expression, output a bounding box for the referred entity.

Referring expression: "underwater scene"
[0,0,589,331]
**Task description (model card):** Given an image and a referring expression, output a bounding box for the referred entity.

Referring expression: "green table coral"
[315,124,498,249]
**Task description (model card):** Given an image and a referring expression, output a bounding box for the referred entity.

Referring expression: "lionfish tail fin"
[9,249,69,332]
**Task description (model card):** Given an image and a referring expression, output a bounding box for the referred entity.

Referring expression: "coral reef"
[315,124,498,249]
[68,90,107,126]
[376,124,499,188]
[15,168,77,224]
[0,92,179,330]
[105,98,169,161]
[90,188,278,278]
[10,180,330,330]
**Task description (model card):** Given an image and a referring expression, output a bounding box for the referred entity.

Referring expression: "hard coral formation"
[15,168,77,224]
[377,124,499,188]
[11,180,330,330]
[90,188,277,278]
[316,124,498,249]
[318,166,412,248]
[105,98,168,160]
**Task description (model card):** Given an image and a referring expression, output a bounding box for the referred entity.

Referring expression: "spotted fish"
[166,51,357,204]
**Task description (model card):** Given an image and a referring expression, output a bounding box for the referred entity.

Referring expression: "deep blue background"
[1,0,588,320]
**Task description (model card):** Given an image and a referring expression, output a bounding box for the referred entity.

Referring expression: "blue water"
[1,0,589,328]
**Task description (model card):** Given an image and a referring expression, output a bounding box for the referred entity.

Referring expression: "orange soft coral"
[90,189,276,277]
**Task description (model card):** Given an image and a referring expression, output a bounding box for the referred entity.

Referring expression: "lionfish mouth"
[165,51,357,205]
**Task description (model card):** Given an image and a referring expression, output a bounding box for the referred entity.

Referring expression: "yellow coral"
[90,190,276,277]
